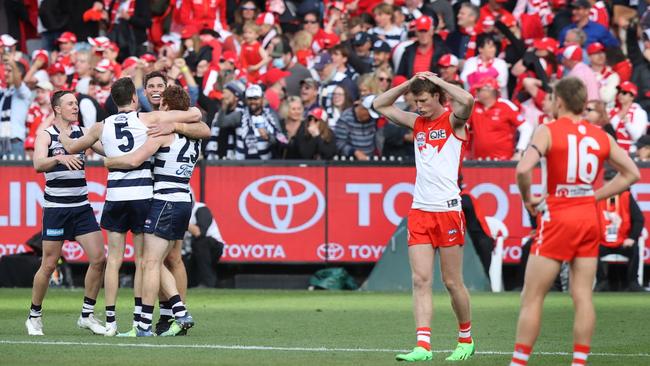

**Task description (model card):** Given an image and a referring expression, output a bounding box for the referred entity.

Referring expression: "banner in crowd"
[1,164,650,265]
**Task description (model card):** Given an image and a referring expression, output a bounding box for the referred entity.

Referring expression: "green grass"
[1,289,649,365]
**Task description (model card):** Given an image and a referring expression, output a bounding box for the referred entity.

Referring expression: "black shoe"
[625,283,646,292]
[594,282,610,292]
[154,317,172,336]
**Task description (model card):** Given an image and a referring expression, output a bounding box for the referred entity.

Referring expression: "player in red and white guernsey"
[374,71,476,362]
[509,77,640,366]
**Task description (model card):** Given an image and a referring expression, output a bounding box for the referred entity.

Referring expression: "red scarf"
[460,26,480,59]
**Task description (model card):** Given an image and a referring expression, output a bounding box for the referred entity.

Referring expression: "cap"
[328,1,345,11]
[256,12,275,26]
[571,0,591,8]
[35,80,54,91]
[140,53,156,63]
[352,32,371,47]
[106,42,119,53]
[47,62,66,75]
[57,31,77,44]
[224,80,246,99]
[31,49,49,65]
[471,77,499,93]
[0,34,17,47]
[121,56,139,70]
[482,15,496,28]
[87,36,109,50]
[372,40,391,53]
[261,68,291,86]
[300,78,320,88]
[245,84,264,98]
[618,81,638,97]
[533,37,559,54]
[95,58,113,73]
[313,52,333,71]
[438,54,459,68]
[414,15,433,32]
[635,134,650,148]
[270,41,286,58]
[361,95,379,119]
[221,50,237,64]
[561,44,583,62]
[587,42,605,55]
[308,107,328,122]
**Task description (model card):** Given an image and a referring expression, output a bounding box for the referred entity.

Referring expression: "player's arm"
[373,75,419,129]
[59,122,103,154]
[595,135,640,201]
[174,121,211,140]
[420,72,474,130]
[142,107,203,137]
[104,135,166,170]
[516,125,550,213]
[33,130,83,172]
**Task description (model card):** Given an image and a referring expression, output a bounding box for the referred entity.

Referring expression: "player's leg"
[509,255,561,366]
[396,244,435,361]
[103,231,126,335]
[158,244,194,336]
[132,232,145,329]
[568,257,598,366]
[165,240,187,300]
[439,245,474,361]
[26,240,63,335]
[76,230,107,334]
[137,233,171,335]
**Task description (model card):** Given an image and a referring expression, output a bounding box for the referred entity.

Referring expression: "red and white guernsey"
[412,111,467,212]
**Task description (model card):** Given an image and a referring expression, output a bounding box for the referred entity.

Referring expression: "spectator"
[74,51,94,95]
[335,95,379,160]
[300,78,320,118]
[184,201,224,288]
[559,0,619,48]
[446,2,480,59]
[459,175,494,278]
[234,85,284,160]
[460,33,509,98]
[314,51,357,119]
[295,108,337,160]
[302,11,339,54]
[233,0,260,34]
[290,30,314,67]
[53,32,77,76]
[25,80,54,156]
[585,99,615,136]
[330,85,353,128]
[401,0,438,24]
[269,37,311,98]
[375,66,394,93]
[468,77,532,160]
[240,22,270,84]
[207,80,245,160]
[279,96,305,159]
[626,27,650,112]
[372,40,393,71]
[106,0,152,57]
[93,59,115,108]
[357,73,382,97]
[437,54,460,82]
[257,12,279,50]
[561,45,600,101]
[0,52,29,157]
[261,67,291,111]
[330,44,359,81]
[351,32,374,73]
[635,135,650,162]
[382,86,415,160]
[371,3,407,49]
[587,42,620,106]
[397,15,449,79]
[609,81,649,153]
[596,169,645,292]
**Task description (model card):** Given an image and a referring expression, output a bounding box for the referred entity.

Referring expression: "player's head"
[161,85,190,111]
[144,71,167,109]
[111,77,138,108]
[408,78,446,118]
[552,77,587,117]
[51,90,79,123]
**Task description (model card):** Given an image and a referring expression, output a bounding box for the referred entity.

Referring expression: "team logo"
[448,229,458,235]
[239,175,325,234]
[416,132,426,148]
[316,243,345,261]
[46,228,64,237]
[62,242,84,261]
[429,129,446,140]
[176,164,193,177]
[52,147,65,156]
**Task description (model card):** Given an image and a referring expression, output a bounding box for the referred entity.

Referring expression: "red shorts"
[407,209,465,247]
[532,203,600,261]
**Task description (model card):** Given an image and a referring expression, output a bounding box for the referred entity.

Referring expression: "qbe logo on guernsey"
[239,175,325,234]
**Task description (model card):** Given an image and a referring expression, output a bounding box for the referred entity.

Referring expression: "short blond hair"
[291,30,313,50]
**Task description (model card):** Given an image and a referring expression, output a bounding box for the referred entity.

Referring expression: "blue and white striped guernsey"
[153,134,199,202]
[101,111,153,201]
[43,125,89,208]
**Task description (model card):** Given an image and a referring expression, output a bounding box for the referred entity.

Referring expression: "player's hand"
[56,154,83,170]
[524,194,547,215]
[418,71,443,85]
[622,238,635,248]
[148,121,175,137]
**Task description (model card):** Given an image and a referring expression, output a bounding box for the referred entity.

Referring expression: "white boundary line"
[1,340,649,358]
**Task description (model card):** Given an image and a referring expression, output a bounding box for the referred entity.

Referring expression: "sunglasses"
[304,20,318,24]
[378,77,392,83]
[242,6,256,10]
[246,97,261,100]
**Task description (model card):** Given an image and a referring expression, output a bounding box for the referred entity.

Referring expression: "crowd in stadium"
[0,0,649,162]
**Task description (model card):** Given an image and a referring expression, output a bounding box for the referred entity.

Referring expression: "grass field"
[1,289,649,365]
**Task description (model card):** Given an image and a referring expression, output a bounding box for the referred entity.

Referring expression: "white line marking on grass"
[1,340,649,358]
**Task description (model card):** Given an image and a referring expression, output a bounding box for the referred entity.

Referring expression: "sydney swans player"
[373,71,476,362]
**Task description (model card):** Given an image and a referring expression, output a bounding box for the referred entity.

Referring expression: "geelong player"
[104,85,209,336]
[26,91,106,336]
[509,77,640,366]
[60,78,206,336]
[373,72,476,361]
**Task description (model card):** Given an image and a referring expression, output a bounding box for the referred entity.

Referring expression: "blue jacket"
[559,21,619,48]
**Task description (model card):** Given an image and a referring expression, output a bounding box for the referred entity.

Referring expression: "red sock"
[416,327,431,351]
[458,321,472,343]
[510,343,532,365]
[572,344,590,365]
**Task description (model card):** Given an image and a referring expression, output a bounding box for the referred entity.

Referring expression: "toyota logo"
[62,242,85,261]
[239,175,325,234]
[316,243,345,261]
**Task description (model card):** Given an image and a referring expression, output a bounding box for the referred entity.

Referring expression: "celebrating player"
[59,78,206,336]
[373,71,476,361]
[104,85,209,336]
[509,77,640,366]
[26,91,106,336]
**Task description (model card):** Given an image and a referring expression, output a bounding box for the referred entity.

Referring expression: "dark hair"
[409,78,446,104]
[304,11,321,25]
[330,44,349,59]
[110,77,136,107]
[554,77,587,115]
[144,71,167,88]
[477,33,501,55]
[51,90,75,111]
[162,85,190,111]
[14,62,26,79]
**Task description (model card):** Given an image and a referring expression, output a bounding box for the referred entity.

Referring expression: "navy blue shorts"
[144,199,192,241]
[100,199,152,234]
[42,204,100,241]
